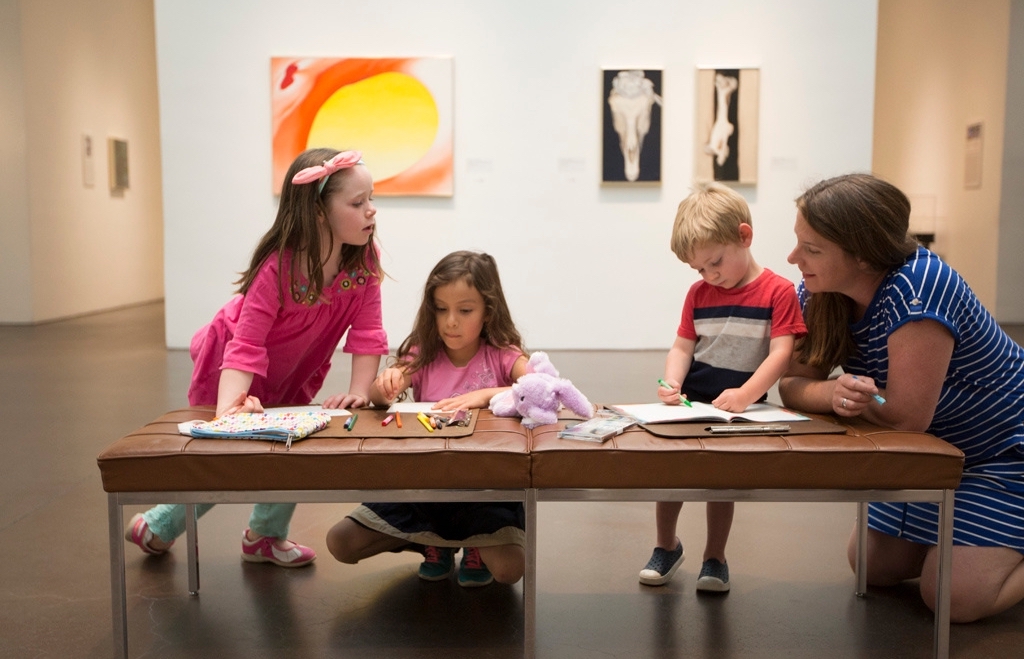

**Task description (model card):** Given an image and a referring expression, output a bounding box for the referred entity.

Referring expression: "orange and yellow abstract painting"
[271,57,453,196]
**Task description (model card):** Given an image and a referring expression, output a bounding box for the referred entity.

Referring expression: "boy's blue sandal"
[696,558,730,592]
[418,546,455,581]
[638,542,685,586]
[457,547,494,587]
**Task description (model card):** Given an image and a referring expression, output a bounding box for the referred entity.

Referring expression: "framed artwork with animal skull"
[695,68,759,184]
[602,69,663,184]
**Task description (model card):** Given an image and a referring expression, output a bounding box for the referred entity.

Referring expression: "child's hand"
[322,392,369,409]
[657,379,682,405]
[435,390,491,411]
[373,367,406,403]
[711,389,752,413]
[218,391,264,418]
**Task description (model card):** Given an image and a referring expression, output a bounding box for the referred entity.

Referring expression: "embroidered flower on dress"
[291,269,370,304]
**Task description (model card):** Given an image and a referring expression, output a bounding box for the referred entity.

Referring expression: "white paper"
[386,401,441,414]
[266,405,351,417]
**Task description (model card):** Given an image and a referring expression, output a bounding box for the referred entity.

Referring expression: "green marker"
[657,379,692,407]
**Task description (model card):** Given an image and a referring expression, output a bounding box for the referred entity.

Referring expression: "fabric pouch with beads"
[180,410,331,448]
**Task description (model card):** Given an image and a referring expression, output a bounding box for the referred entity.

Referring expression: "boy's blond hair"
[670,181,752,263]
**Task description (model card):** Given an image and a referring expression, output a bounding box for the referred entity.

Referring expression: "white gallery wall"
[0,0,164,323]
[156,0,879,351]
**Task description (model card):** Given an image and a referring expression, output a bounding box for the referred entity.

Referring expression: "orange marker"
[395,411,402,428]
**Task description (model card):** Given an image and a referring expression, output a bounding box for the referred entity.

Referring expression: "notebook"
[606,402,808,425]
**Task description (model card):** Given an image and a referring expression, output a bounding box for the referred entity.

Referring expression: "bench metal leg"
[108,494,128,659]
[185,503,200,595]
[933,489,953,659]
[855,501,868,596]
[524,488,537,659]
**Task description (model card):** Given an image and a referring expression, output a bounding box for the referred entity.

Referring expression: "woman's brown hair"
[795,173,919,371]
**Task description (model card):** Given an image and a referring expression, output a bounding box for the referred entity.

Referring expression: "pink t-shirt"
[409,343,523,402]
[187,250,388,406]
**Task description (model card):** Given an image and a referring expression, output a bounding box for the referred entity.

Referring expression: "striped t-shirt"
[678,268,806,403]
[837,247,1024,463]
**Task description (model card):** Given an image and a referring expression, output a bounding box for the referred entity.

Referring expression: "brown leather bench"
[530,413,964,659]
[99,408,963,659]
[98,407,532,659]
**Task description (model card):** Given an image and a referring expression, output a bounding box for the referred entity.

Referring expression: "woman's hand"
[832,373,882,417]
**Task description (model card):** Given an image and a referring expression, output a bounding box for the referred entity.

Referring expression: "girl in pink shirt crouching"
[326,251,530,587]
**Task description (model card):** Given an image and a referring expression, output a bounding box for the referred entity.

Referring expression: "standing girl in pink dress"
[125,148,388,567]
[325,251,530,587]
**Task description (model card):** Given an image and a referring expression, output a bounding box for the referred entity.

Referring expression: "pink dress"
[409,343,523,401]
[188,250,388,406]
[347,342,527,549]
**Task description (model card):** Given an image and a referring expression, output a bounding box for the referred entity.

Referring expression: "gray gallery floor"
[1,302,1022,658]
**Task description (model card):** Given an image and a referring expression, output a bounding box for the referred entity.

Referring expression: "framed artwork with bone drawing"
[695,67,759,184]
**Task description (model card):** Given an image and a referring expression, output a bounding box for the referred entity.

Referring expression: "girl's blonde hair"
[396,251,524,374]
[670,181,751,263]
[795,173,919,371]
[235,147,383,304]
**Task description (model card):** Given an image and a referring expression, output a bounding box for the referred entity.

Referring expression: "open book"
[606,402,808,425]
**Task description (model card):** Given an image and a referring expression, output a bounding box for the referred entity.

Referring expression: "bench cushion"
[530,415,964,490]
[99,409,964,494]
[98,408,531,492]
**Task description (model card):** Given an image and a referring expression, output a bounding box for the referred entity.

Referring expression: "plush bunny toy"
[489,352,594,428]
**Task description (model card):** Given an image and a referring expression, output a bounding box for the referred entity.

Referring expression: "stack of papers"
[558,413,637,442]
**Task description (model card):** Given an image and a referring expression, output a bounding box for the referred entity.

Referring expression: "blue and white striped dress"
[801,247,1024,551]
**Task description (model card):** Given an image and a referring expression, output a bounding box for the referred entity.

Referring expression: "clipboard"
[638,416,846,439]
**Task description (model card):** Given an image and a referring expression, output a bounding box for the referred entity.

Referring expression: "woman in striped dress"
[779,173,1024,623]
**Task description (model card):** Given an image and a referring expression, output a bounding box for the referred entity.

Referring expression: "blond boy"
[640,182,806,590]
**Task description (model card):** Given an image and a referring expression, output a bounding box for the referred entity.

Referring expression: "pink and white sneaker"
[240,529,316,567]
[125,513,173,555]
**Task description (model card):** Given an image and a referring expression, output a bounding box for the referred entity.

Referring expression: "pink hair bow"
[291,150,363,186]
